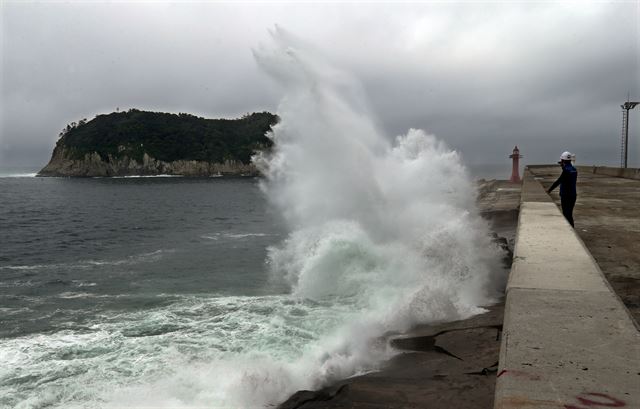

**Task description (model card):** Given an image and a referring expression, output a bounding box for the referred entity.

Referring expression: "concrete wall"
[527,164,640,180]
[577,165,640,180]
[494,169,640,409]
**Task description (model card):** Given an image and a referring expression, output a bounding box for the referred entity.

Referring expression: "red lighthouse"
[509,146,522,183]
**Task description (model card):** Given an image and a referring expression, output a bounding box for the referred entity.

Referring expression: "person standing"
[547,151,578,227]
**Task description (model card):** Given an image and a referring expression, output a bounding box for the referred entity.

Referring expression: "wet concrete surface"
[529,165,640,325]
[278,180,521,409]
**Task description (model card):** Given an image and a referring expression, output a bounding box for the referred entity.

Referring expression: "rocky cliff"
[37,109,277,177]
[38,146,258,177]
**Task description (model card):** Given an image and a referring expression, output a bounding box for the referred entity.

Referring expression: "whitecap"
[92,174,183,178]
[57,292,96,299]
[72,281,98,287]
[0,250,172,272]
[0,264,51,271]
[201,232,273,241]
[0,172,38,177]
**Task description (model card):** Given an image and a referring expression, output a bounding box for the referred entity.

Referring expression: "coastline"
[37,146,260,177]
[278,180,521,408]
[280,305,505,409]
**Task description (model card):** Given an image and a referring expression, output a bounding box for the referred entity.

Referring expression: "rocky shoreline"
[280,305,505,409]
[37,146,258,177]
[278,179,521,409]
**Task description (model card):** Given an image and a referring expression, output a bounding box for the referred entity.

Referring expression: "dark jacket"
[549,163,577,197]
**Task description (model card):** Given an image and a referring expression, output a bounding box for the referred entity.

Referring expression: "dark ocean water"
[1,177,285,339]
[0,166,501,408]
[0,176,312,408]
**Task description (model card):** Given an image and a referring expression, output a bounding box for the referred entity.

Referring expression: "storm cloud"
[1,1,638,171]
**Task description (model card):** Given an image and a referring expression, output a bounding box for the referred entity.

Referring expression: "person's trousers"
[560,194,576,227]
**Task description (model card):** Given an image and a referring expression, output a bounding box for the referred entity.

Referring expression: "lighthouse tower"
[509,146,522,183]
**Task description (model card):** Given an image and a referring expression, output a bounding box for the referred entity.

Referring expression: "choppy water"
[1,176,303,408]
[0,171,502,408]
[0,165,506,409]
[0,170,500,409]
[0,163,508,408]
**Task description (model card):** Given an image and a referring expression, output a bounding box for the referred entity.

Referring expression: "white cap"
[560,151,572,161]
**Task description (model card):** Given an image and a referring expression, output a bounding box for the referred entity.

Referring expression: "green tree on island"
[56,109,278,164]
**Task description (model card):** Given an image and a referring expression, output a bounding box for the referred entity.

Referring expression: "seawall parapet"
[528,164,640,180]
[577,165,640,180]
[494,168,640,409]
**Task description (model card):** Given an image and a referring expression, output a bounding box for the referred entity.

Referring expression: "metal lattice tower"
[620,108,628,167]
[620,100,640,168]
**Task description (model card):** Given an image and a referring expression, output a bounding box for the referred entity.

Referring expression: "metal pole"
[620,101,639,168]
[624,107,630,168]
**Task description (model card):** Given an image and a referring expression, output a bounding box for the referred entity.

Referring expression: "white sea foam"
[201,232,273,241]
[57,292,97,299]
[0,307,32,316]
[0,250,171,272]
[115,174,184,178]
[0,295,357,408]
[0,172,38,178]
[72,281,98,287]
[250,27,501,404]
[0,264,51,271]
[89,174,184,179]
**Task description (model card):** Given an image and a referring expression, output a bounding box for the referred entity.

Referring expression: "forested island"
[37,109,278,177]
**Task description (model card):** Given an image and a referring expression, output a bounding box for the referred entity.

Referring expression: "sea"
[0,175,296,408]
[0,166,502,409]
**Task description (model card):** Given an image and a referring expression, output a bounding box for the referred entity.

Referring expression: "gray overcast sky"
[1,1,639,170]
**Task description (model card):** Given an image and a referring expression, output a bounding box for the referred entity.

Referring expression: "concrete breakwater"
[494,167,640,409]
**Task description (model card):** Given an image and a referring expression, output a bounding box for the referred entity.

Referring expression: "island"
[37,109,278,177]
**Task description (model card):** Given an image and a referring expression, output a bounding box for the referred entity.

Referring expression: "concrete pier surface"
[530,165,640,323]
[495,166,640,409]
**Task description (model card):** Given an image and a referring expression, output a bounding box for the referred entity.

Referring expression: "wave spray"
[250,27,502,404]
